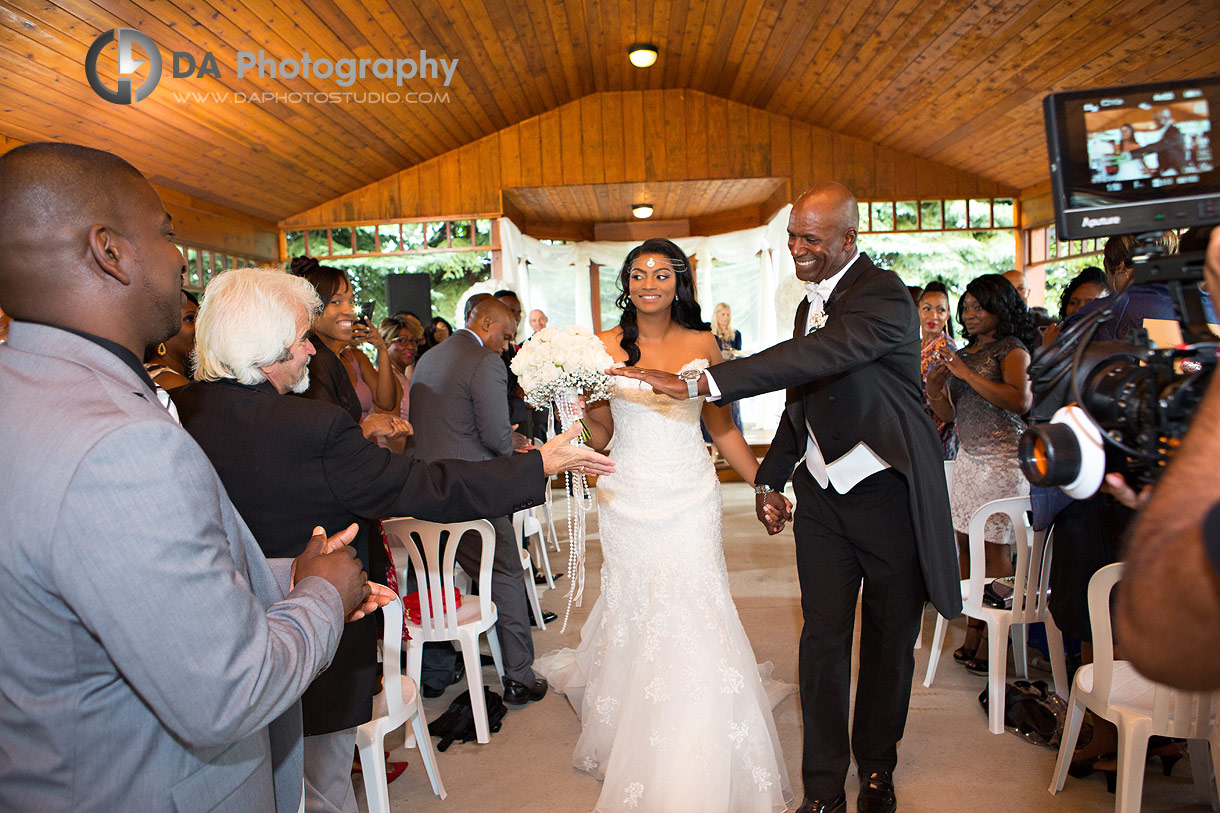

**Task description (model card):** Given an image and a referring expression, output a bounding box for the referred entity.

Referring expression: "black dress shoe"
[534,571,564,584]
[856,771,896,813]
[501,676,548,705]
[542,610,557,623]
[795,793,846,813]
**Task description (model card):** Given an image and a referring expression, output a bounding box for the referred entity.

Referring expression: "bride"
[536,238,793,812]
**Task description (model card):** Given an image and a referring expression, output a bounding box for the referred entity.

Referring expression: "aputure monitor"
[1044,76,1220,240]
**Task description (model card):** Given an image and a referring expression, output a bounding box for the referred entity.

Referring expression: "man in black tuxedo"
[614,183,959,813]
[174,268,614,811]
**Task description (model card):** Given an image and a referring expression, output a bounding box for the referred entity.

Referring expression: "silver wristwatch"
[677,368,702,399]
[752,484,774,495]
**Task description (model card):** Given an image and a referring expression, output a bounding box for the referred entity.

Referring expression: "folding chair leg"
[357,739,390,813]
[1011,624,1029,679]
[411,697,447,799]
[986,620,1008,734]
[486,626,506,679]
[1051,689,1087,794]
[914,604,925,649]
[458,637,491,744]
[1115,725,1150,813]
[923,614,949,687]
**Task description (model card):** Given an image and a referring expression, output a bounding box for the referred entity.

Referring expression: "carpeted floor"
[366,482,1213,812]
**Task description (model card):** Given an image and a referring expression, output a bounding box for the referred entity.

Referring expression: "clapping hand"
[935,346,968,378]
[756,491,793,535]
[306,524,397,622]
[512,423,535,452]
[291,523,370,619]
[360,413,412,440]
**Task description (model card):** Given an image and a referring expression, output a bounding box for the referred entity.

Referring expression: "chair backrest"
[382,517,496,636]
[1086,562,1219,738]
[964,496,1052,624]
[378,593,405,719]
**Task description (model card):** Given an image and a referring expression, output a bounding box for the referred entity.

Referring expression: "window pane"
[354,225,377,254]
[920,201,943,230]
[330,227,353,254]
[306,230,328,257]
[379,225,402,252]
[186,248,200,287]
[857,202,872,232]
[425,221,447,248]
[968,199,992,229]
[402,222,425,250]
[475,218,492,246]
[895,201,918,231]
[324,250,493,328]
[450,220,472,247]
[944,200,967,229]
[993,199,1015,228]
[528,262,579,332]
[284,230,306,257]
[870,202,894,232]
[598,265,623,332]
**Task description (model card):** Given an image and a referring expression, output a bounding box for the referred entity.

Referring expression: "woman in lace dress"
[536,239,792,812]
[926,274,1038,672]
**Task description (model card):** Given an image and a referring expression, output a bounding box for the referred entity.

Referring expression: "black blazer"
[710,254,961,618]
[174,378,546,733]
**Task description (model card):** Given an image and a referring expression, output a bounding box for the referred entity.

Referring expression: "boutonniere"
[807,311,828,333]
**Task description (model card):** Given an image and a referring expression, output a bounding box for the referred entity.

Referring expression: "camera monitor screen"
[1044,77,1220,239]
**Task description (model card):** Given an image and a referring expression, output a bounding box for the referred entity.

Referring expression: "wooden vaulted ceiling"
[1,0,1216,227]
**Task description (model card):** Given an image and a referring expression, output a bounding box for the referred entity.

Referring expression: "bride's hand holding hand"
[756,491,793,535]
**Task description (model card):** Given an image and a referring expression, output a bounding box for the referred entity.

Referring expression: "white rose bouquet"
[510,325,615,408]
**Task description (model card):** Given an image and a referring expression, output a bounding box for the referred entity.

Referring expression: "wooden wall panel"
[2,134,277,259]
[282,89,1018,229]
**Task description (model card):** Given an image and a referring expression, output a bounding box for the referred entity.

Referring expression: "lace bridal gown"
[536,361,793,812]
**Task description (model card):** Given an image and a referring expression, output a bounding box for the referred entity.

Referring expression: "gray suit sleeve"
[51,421,345,750]
[470,353,514,457]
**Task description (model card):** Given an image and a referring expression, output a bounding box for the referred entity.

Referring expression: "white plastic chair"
[542,478,562,553]
[1050,562,1220,811]
[355,594,446,810]
[515,508,554,590]
[924,496,1068,733]
[382,517,505,744]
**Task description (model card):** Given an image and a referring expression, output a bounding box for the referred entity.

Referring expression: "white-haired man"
[173,267,614,812]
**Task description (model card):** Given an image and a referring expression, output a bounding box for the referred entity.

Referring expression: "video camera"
[1018,76,1220,499]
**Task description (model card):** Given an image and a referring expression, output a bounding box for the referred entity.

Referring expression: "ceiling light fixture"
[628,45,659,68]
[632,204,654,219]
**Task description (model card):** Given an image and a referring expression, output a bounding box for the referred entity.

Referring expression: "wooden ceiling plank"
[3,0,381,189]
[498,124,522,190]
[581,95,606,184]
[763,0,871,121]
[517,116,543,187]
[621,89,646,182]
[600,92,627,184]
[641,88,667,180]
[769,111,791,179]
[560,98,584,185]
[664,89,688,185]
[683,88,708,180]
[538,108,563,186]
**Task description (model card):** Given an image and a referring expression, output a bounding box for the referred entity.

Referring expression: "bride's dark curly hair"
[957,273,1041,349]
[615,238,710,365]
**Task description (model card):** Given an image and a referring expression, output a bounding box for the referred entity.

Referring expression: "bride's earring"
[156,342,167,357]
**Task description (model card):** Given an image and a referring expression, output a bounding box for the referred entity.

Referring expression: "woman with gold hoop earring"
[143,290,198,390]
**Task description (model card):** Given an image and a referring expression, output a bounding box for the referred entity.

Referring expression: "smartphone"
[358,301,375,325]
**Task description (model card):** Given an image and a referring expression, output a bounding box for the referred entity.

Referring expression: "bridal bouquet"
[510,325,613,632]
[510,325,615,408]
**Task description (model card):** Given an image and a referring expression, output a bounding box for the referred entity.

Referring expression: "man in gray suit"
[410,297,549,705]
[0,142,373,812]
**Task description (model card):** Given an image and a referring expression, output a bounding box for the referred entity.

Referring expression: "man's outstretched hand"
[538,421,617,477]
[608,367,694,401]
[756,491,793,535]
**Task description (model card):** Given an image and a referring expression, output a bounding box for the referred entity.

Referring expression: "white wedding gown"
[536,360,794,812]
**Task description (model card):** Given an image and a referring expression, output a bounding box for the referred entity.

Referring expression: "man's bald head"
[466,297,516,354]
[1003,269,1029,303]
[0,142,185,353]
[464,292,492,323]
[787,182,860,283]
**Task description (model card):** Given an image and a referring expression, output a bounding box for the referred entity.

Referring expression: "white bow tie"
[804,281,836,303]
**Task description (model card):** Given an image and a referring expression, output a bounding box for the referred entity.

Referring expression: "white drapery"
[498,207,795,431]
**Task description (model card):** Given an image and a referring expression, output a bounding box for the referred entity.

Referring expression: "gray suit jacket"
[0,323,346,812]
[409,329,514,462]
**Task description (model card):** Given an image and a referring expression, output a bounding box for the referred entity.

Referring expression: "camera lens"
[1019,423,1083,487]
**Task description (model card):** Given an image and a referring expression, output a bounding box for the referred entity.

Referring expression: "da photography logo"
[86,28,162,104]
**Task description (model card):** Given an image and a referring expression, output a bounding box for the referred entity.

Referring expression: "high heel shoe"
[1147,738,1185,776]
[1068,753,1116,780]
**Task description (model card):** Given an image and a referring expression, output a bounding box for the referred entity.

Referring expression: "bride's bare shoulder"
[597,327,628,362]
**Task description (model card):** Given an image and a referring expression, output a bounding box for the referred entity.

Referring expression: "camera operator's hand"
[926,362,950,393]
[1100,472,1152,510]
[936,346,969,378]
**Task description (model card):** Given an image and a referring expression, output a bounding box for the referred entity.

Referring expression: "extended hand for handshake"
[535,420,616,477]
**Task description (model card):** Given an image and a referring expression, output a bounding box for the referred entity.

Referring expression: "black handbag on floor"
[978,679,1066,748]
[427,686,507,751]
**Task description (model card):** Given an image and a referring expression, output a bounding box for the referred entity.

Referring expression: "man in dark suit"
[174,269,614,809]
[1126,108,1187,176]
[614,183,959,813]
[410,296,550,705]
